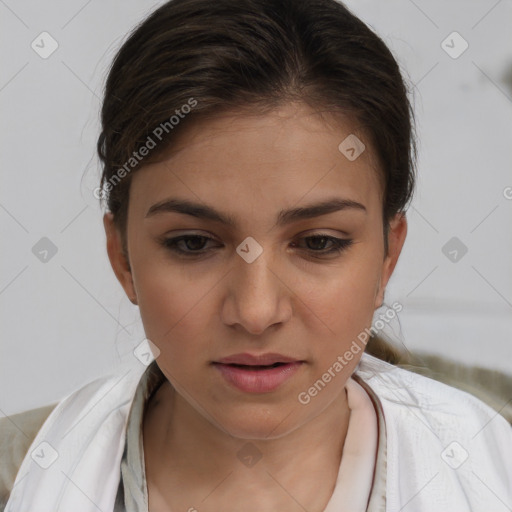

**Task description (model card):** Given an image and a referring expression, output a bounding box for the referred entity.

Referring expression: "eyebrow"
[145,196,367,227]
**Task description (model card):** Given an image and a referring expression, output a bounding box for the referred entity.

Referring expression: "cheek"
[134,262,214,363]
[306,253,381,323]
[295,257,383,380]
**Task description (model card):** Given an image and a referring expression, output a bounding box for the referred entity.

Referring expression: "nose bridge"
[226,243,290,333]
[235,245,278,303]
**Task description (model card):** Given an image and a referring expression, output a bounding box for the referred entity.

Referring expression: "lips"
[215,352,301,366]
[212,353,304,393]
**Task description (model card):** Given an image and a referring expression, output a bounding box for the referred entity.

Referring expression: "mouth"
[214,352,303,366]
[212,354,304,393]
[223,362,289,370]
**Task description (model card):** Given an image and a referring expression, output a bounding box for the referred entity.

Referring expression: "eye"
[291,234,353,257]
[161,234,218,256]
[160,232,353,259]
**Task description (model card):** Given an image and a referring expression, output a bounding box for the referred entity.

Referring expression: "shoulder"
[357,353,512,436]
[0,364,150,510]
[356,354,512,508]
[0,403,58,509]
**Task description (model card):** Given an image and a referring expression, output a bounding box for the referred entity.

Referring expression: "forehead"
[128,103,383,225]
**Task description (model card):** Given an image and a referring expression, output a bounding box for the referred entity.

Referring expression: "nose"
[221,249,292,336]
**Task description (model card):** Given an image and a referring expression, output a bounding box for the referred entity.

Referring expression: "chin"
[211,407,305,441]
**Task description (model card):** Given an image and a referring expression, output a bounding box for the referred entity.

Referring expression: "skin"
[104,102,407,511]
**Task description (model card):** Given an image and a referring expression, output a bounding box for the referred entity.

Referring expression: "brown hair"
[97,0,417,364]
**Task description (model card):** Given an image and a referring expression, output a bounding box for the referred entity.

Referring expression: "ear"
[374,213,407,309]
[103,212,138,305]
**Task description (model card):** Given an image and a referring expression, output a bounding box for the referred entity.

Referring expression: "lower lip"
[212,362,303,393]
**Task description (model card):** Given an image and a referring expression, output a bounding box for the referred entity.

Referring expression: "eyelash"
[160,233,353,259]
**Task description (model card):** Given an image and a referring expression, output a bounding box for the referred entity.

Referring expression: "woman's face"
[105,102,407,439]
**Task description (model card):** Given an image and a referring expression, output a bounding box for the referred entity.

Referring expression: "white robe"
[5,353,512,511]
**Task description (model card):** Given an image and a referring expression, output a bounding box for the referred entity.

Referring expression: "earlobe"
[374,213,408,309]
[103,213,138,305]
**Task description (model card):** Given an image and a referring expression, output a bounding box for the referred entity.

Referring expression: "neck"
[143,380,351,511]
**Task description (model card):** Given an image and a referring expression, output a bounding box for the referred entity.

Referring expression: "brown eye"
[160,233,352,260]
[292,235,353,256]
[162,235,217,255]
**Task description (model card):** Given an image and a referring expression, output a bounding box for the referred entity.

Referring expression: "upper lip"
[214,353,302,366]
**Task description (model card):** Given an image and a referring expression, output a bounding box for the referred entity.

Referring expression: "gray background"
[1,0,511,416]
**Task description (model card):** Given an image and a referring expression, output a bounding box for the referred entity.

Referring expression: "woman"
[2,0,511,510]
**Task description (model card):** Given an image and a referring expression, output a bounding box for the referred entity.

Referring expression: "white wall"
[1,0,511,415]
